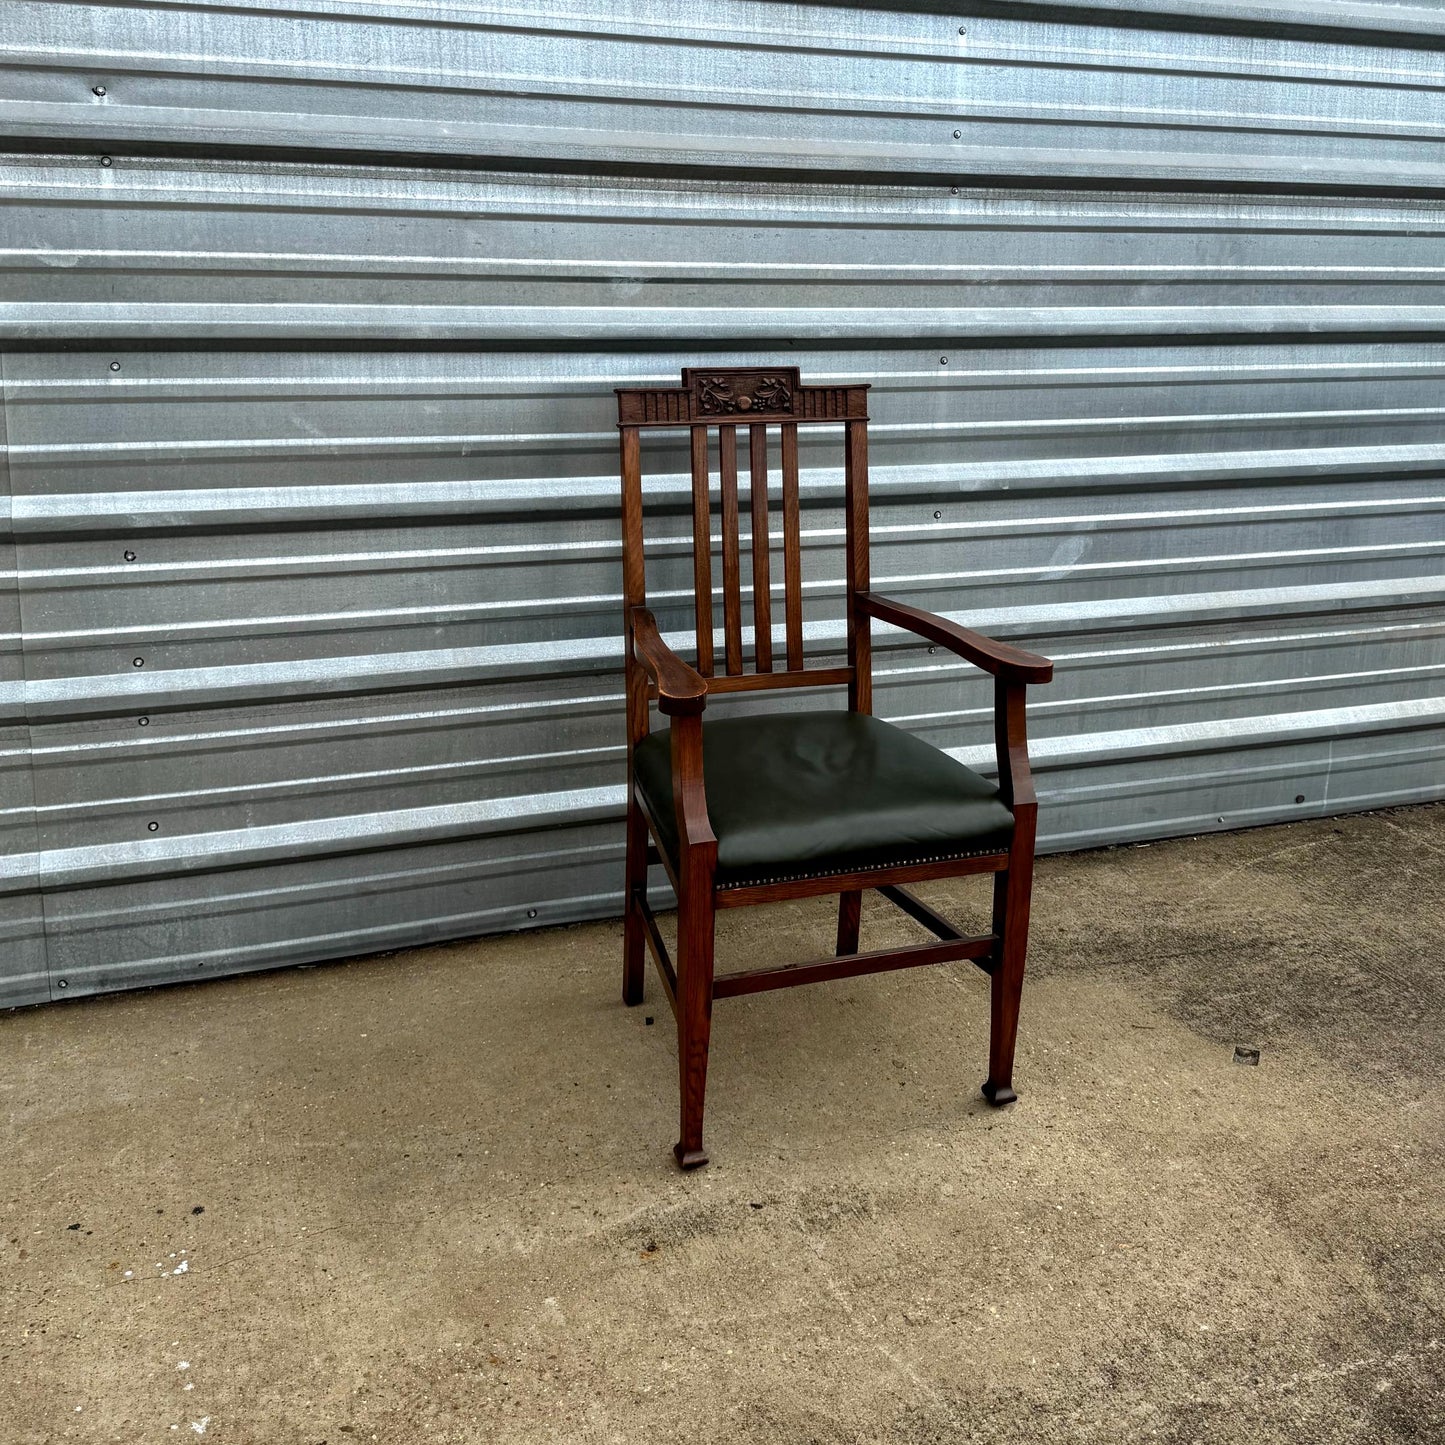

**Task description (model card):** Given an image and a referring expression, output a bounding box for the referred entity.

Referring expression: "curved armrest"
[857,593,1054,685]
[628,608,715,856]
[629,607,709,716]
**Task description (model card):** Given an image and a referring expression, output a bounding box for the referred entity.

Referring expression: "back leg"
[983,866,1031,1105]
[622,796,647,1006]
[836,889,862,956]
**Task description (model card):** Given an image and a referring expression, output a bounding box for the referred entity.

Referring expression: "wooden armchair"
[617,367,1053,1168]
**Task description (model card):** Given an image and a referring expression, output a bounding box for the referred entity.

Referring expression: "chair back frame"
[615,367,874,740]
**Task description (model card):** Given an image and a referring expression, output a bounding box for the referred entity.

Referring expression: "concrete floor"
[3,804,1443,1445]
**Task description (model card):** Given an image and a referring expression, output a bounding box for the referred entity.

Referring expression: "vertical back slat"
[844,417,871,713]
[719,423,744,675]
[781,421,802,670]
[749,423,773,672]
[689,425,714,675]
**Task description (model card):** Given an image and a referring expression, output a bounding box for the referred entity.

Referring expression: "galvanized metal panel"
[0,355,48,1008]
[984,0,1445,35]
[0,2,1442,1003]
[3,1,1445,191]
[8,156,1445,343]
[39,817,627,997]
[6,322,1442,937]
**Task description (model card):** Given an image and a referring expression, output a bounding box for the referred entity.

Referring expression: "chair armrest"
[629,607,708,716]
[857,593,1054,685]
[628,608,716,856]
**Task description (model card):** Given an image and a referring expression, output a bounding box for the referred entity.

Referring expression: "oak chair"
[617,366,1054,1168]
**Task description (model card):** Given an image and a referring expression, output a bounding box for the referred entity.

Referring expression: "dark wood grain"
[719,424,743,676]
[781,420,803,671]
[636,890,678,1018]
[749,423,773,672]
[619,423,650,1009]
[619,425,651,755]
[835,889,862,955]
[994,677,1037,813]
[983,678,1038,1106]
[630,606,707,716]
[713,933,995,999]
[844,418,871,714]
[622,804,648,1007]
[877,884,968,943]
[858,593,1054,684]
[704,666,852,695]
[690,425,714,676]
[633,784,682,899]
[617,369,865,428]
[669,712,717,1168]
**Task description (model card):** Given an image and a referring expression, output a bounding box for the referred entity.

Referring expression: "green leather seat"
[634,710,1014,891]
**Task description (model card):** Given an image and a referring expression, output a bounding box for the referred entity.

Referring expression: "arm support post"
[994,677,1036,814]
[669,711,718,856]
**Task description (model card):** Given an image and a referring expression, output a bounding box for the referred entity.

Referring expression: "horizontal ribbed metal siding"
[6,0,1445,188]
[0,351,48,1007]
[1,1,1442,1006]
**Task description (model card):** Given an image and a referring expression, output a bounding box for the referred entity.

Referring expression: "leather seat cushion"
[634,710,1014,890]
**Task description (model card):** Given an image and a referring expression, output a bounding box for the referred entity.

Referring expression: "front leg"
[984,677,1038,1105]
[668,712,718,1168]
[674,878,716,1169]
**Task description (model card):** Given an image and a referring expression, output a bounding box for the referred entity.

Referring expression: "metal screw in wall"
[110,361,121,371]
[527,908,538,919]
[933,510,942,520]
[92,85,106,96]
[57,980,68,989]
[124,550,136,561]
[138,716,149,727]
[952,129,962,139]
[147,822,159,832]
[940,356,948,365]
[958,25,967,34]
[1295,794,1306,804]
[132,657,144,667]
[950,186,959,195]
[100,155,112,167]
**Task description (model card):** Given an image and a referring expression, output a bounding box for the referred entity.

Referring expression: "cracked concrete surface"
[3,804,1443,1443]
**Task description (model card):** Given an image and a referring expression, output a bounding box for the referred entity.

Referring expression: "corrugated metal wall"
[2,0,1443,1007]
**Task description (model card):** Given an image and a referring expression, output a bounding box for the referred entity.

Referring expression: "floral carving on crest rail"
[696,374,794,416]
